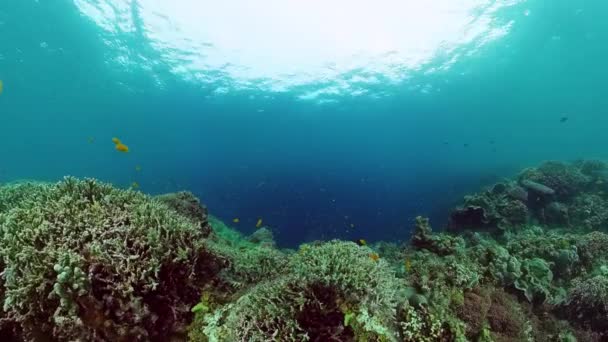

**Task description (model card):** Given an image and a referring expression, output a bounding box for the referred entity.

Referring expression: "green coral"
[196,241,403,341]
[513,258,554,303]
[0,177,212,340]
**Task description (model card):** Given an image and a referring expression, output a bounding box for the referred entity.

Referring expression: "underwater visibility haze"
[2,0,608,341]
[1,0,607,245]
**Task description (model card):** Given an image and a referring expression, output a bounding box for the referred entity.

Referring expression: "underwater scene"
[2,0,608,341]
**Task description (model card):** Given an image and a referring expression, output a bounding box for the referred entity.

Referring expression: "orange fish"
[115,143,129,152]
[233,218,240,223]
[369,253,380,262]
[256,218,263,228]
[112,137,121,144]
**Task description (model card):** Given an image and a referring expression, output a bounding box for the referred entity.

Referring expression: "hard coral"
[570,194,608,231]
[0,177,216,341]
[519,161,591,201]
[449,185,528,231]
[412,216,465,255]
[565,275,608,333]
[156,191,212,237]
[198,241,403,341]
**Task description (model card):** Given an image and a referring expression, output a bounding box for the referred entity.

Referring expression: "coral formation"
[0,178,218,341]
[1,159,608,341]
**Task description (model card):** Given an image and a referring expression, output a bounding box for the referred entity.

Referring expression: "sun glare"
[74,0,522,99]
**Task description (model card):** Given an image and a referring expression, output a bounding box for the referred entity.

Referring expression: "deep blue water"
[1,0,608,246]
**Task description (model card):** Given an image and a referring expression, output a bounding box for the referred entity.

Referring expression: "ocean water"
[1,0,607,247]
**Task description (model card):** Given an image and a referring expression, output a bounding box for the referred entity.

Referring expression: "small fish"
[404,258,411,272]
[597,180,604,185]
[233,218,240,223]
[0,80,3,94]
[369,253,380,262]
[112,137,121,144]
[464,143,469,148]
[256,218,263,228]
[350,223,355,228]
[135,165,142,172]
[560,116,568,123]
[131,182,139,189]
[356,239,367,246]
[115,143,129,152]
[87,137,95,144]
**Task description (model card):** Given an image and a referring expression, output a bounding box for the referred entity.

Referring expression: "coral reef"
[0,178,220,341]
[450,160,608,230]
[1,160,608,341]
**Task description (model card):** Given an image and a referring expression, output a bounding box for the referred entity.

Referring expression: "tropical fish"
[404,257,411,272]
[87,137,95,144]
[256,218,263,228]
[356,239,367,246]
[135,165,142,172]
[350,223,355,228]
[112,137,121,144]
[369,253,380,262]
[0,80,3,94]
[233,218,240,223]
[115,143,129,152]
[131,182,139,189]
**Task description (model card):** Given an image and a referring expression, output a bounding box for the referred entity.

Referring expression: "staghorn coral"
[0,177,218,341]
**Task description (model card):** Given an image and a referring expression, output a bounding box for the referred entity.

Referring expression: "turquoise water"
[1,0,607,246]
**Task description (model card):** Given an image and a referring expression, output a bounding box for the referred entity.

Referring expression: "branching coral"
[0,177,216,341]
[196,241,404,341]
[156,191,212,237]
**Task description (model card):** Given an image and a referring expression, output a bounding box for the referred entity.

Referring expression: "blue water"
[1,0,607,246]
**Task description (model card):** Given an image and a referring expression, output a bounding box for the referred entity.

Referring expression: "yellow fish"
[112,137,121,145]
[356,239,367,246]
[0,80,3,95]
[369,253,380,262]
[233,218,240,223]
[256,218,263,228]
[115,143,129,152]
[131,182,139,189]
[135,165,142,172]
